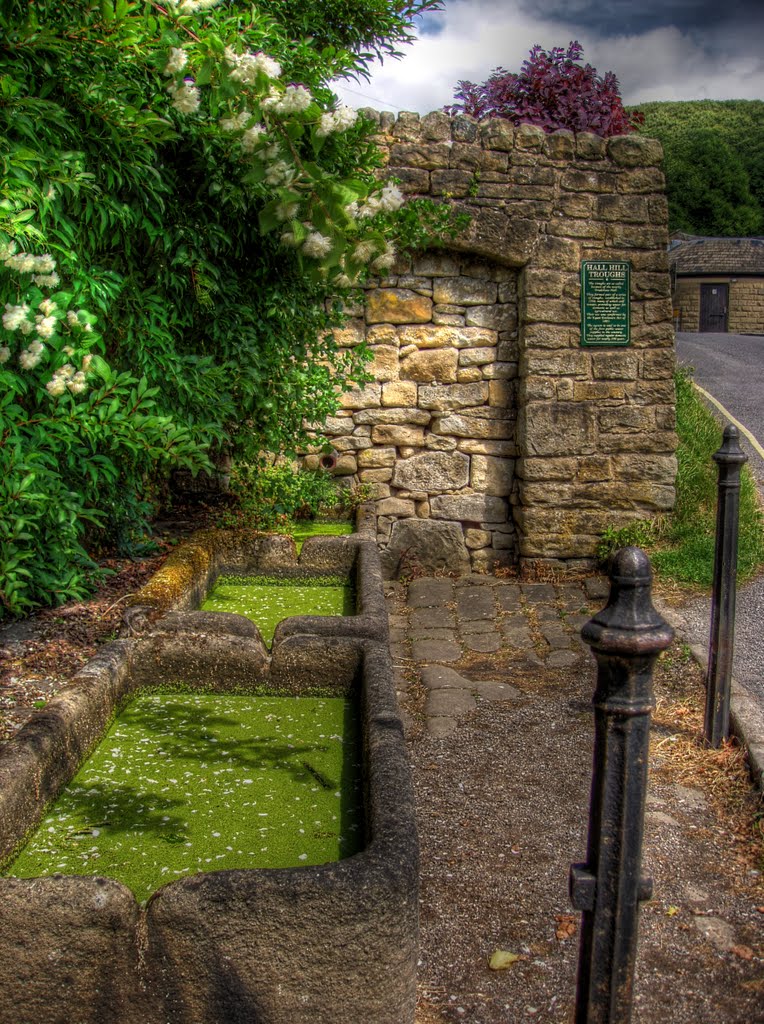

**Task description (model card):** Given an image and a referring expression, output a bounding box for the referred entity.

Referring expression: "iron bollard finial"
[572,547,673,1024]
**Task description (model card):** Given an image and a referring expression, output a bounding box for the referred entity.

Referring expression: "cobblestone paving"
[386,574,602,738]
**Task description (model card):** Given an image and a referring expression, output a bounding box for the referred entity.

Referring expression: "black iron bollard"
[570,547,673,1024]
[704,424,748,748]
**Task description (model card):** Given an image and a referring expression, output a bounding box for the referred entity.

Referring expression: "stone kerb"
[305,110,676,573]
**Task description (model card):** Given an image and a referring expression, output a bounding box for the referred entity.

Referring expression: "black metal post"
[704,424,748,748]
[570,547,673,1024]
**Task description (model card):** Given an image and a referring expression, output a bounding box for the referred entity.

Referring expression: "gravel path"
[386,574,764,1024]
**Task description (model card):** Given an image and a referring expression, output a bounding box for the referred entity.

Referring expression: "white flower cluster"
[164,47,188,76]
[225,48,282,84]
[316,105,358,137]
[240,123,267,153]
[264,160,295,187]
[168,0,222,13]
[302,232,333,259]
[219,109,252,133]
[345,183,405,222]
[46,361,90,398]
[262,84,312,116]
[371,244,397,272]
[167,79,201,115]
[2,245,60,286]
[2,303,31,332]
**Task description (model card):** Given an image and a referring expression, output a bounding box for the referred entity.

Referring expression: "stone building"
[670,235,764,334]
[303,111,677,576]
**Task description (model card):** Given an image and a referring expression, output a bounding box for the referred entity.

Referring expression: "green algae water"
[291,519,353,553]
[201,575,353,646]
[6,693,364,903]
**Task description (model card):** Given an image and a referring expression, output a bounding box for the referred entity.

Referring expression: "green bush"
[218,461,341,531]
[0,0,458,615]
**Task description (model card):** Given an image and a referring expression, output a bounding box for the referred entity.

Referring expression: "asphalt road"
[672,331,764,725]
[675,331,764,488]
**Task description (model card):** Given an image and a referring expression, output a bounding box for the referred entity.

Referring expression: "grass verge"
[599,369,764,589]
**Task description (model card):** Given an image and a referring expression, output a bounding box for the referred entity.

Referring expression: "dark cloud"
[516,0,763,41]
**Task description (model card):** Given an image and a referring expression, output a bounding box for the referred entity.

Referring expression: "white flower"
[379,184,405,212]
[219,109,251,132]
[19,347,42,369]
[264,160,293,186]
[35,315,57,339]
[164,48,188,76]
[83,323,93,333]
[2,303,30,332]
[28,339,45,356]
[18,318,34,335]
[279,231,298,247]
[351,241,376,262]
[276,202,300,222]
[280,85,312,114]
[82,353,93,372]
[66,311,79,327]
[46,376,67,397]
[255,53,282,79]
[240,124,267,153]
[168,80,201,115]
[32,272,60,287]
[302,232,332,259]
[175,0,221,12]
[344,201,359,219]
[0,344,10,363]
[62,345,75,355]
[58,363,75,379]
[68,372,88,395]
[357,196,382,219]
[371,247,397,272]
[38,298,57,316]
[33,253,56,273]
[0,241,17,261]
[317,105,358,136]
[333,273,354,288]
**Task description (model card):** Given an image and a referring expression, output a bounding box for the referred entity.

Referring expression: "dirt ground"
[1,525,762,1024]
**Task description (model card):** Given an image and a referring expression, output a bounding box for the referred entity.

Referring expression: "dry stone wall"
[304,111,677,575]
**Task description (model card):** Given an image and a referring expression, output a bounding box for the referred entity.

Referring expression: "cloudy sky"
[333,0,764,114]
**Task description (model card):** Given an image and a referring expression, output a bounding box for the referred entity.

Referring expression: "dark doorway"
[699,283,728,332]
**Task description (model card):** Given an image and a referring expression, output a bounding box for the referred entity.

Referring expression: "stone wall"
[676,276,764,334]
[305,111,677,574]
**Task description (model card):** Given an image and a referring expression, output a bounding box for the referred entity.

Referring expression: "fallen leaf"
[731,945,754,961]
[554,914,577,940]
[489,949,521,970]
[756,906,764,914]
[666,906,680,917]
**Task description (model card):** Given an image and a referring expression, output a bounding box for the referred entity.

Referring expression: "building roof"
[669,236,764,276]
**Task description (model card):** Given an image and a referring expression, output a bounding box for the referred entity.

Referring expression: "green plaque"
[580,260,631,347]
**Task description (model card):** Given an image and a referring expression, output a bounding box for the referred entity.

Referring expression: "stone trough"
[0,528,416,1024]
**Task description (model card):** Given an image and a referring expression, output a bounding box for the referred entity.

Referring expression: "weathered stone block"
[354,408,431,426]
[381,382,418,407]
[515,124,546,150]
[420,111,451,141]
[470,455,514,496]
[516,456,576,481]
[458,439,516,457]
[521,403,597,457]
[392,451,470,492]
[457,367,484,383]
[595,195,650,223]
[412,253,461,276]
[418,382,489,410]
[389,142,452,169]
[464,305,518,330]
[339,383,382,409]
[433,413,513,440]
[478,119,515,151]
[608,135,663,168]
[430,493,508,523]
[369,345,399,382]
[358,447,396,468]
[366,289,433,324]
[464,528,491,548]
[333,320,366,347]
[431,169,477,197]
[400,348,458,384]
[598,407,655,433]
[397,325,460,349]
[591,351,639,380]
[371,424,426,446]
[380,519,471,578]
[433,277,498,305]
[459,346,495,366]
[377,497,416,516]
[576,132,607,160]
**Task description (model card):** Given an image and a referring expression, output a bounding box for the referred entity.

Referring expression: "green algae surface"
[291,519,353,552]
[6,693,364,903]
[201,575,353,646]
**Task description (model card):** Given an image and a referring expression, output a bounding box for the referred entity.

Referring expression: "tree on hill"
[636,100,764,236]
[0,0,452,615]
[447,41,642,137]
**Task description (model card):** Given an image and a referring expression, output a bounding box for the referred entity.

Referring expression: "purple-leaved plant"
[446,41,643,138]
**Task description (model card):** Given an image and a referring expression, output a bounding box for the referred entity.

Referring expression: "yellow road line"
[692,382,764,461]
